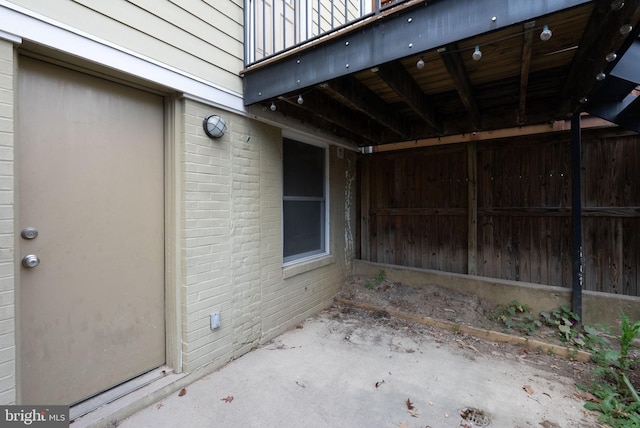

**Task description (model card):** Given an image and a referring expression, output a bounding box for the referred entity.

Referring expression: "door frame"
[14,52,183,403]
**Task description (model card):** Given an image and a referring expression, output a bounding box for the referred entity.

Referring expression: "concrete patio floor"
[119,304,599,428]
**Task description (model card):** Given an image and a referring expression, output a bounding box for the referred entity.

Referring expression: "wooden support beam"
[518,21,535,125]
[439,44,482,130]
[319,77,411,139]
[279,91,384,145]
[376,62,442,134]
[372,115,621,152]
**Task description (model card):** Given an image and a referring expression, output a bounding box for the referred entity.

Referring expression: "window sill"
[282,254,335,279]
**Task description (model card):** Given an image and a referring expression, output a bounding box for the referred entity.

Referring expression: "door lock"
[21,227,38,240]
[22,254,40,268]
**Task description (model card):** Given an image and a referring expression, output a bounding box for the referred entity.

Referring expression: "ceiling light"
[472,45,482,61]
[620,23,633,35]
[596,71,606,81]
[579,97,588,104]
[416,57,425,69]
[270,102,276,111]
[606,51,617,62]
[540,25,552,41]
[297,95,304,105]
[611,0,624,11]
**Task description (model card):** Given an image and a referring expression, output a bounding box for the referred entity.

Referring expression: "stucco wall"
[180,99,356,373]
[0,38,15,404]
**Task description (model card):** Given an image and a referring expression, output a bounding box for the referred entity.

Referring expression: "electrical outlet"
[210,312,220,330]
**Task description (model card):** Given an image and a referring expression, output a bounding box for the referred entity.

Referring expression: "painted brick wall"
[229,115,264,358]
[0,39,15,405]
[182,102,234,372]
[180,99,356,372]
[260,144,355,340]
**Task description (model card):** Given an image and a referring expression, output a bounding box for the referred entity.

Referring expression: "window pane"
[283,138,324,197]
[283,200,324,259]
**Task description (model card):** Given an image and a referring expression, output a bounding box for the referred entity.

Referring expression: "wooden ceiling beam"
[439,43,482,130]
[376,62,443,134]
[319,76,411,139]
[279,91,385,145]
[559,0,640,116]
[518,21,535,125]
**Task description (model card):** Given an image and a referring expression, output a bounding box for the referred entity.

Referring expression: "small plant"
[364,269,387,290]
[579,311,640,427]
[540,305,586,347]
[494,300,541,335]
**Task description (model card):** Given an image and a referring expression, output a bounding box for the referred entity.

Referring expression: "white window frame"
[282,136,329,266]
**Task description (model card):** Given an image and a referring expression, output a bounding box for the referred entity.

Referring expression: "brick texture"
[0,40,15,405]
[180,100,356,373]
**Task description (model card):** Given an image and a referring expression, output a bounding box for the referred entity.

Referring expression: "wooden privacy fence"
[359,131,640,296]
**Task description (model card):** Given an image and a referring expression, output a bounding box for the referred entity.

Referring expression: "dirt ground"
[338,275,606,390]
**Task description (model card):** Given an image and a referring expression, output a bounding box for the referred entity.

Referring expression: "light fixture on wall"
[540,24,552,41]
[472,45,482,61]
[416,56,425,69]
[596,70,607,81]
[605,50,617,62]
[270,102,277,111]
[297,95,304,105]
[203,115,226,138]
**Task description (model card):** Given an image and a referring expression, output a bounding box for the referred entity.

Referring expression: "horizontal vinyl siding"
[8,0,244,93]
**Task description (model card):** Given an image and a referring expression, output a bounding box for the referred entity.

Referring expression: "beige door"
[18,57,165,405]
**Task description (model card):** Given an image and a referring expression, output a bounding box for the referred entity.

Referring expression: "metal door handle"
[22,254,40,268]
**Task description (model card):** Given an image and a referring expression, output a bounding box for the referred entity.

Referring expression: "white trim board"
[0,1,245,115]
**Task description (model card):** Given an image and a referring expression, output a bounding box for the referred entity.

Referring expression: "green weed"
[364,269,387,290]
[578,311,640,427]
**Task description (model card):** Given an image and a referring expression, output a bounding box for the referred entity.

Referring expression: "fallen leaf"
[178,388,187,397]
[523,385,535,395]
[574,391,599,403]
[398,424,409,428]
[406,398,415,410]
[221,395,234,403]
[375,380,385,388]
[156,403,164,410]
[296,324,304,329]
[409,409,419,417]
